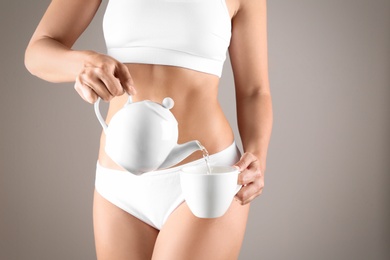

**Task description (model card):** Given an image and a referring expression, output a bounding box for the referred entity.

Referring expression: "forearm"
[25,37,96,83]
[25,34,135,103]
[236,91,273,170]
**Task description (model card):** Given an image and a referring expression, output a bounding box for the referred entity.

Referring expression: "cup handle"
[235,170,242,194]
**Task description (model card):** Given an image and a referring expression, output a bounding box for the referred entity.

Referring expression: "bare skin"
[25,0,272,259]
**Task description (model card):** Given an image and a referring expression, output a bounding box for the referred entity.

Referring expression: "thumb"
[234,152,256,171]
[117,63,137,95]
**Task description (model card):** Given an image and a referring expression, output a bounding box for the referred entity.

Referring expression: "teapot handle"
[94,95,133,133]
[125,95,133,105]
[94,97,108,133]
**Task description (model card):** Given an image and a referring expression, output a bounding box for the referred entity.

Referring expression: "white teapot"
[94,96,202,175]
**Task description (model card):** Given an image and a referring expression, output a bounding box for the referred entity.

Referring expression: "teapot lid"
[132,97,176,123]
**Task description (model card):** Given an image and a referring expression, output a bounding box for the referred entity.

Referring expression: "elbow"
[24,47,38,77]
[236,85,271,100]
[24,46,58,83]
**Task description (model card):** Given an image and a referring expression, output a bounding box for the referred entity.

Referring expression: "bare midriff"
[98,63,235,170]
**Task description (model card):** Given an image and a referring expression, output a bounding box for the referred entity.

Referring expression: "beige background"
[1,0,389,259]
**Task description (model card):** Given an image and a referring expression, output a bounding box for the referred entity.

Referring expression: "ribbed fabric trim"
[108,47,223,77]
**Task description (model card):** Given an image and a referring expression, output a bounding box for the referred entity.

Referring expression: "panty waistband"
[97,142,239,176]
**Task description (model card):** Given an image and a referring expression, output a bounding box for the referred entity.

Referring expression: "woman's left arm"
[229,0,273,205]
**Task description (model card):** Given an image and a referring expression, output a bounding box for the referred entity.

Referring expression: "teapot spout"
[159,141,202,170]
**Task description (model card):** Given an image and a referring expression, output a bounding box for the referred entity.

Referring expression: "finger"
[237,162,262,185]
[116,63,136,95]
[235,181,264,205]
[234,152,258,171]
[99,72,124,97]
[74,79,98,104]
[95,66,124,97]
[79,73,113,102]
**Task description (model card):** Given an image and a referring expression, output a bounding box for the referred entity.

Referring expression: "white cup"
[180,165,241,218]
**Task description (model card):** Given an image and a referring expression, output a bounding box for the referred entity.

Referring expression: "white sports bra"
[103,0,232,77]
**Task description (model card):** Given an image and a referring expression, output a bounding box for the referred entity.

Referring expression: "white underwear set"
[96,0,234,230]
[96,144,240,229]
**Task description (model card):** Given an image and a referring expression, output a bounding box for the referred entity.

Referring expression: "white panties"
[95,142,241,230]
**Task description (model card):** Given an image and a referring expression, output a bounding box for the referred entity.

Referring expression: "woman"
[25,0,272,259]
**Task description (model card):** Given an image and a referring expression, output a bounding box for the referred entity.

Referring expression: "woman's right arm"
[25,0,136,103]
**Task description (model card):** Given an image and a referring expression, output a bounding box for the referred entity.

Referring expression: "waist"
[98,63,234,169]
[108,63,221,115]
[97,141,240,176]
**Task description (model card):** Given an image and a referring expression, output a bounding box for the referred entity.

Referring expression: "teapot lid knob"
[162,97,174,110]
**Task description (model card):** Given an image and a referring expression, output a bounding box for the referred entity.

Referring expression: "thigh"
[93,190,159,260]
[152,201,250,260]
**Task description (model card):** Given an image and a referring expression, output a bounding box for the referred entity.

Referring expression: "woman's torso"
[98,0,238,170]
